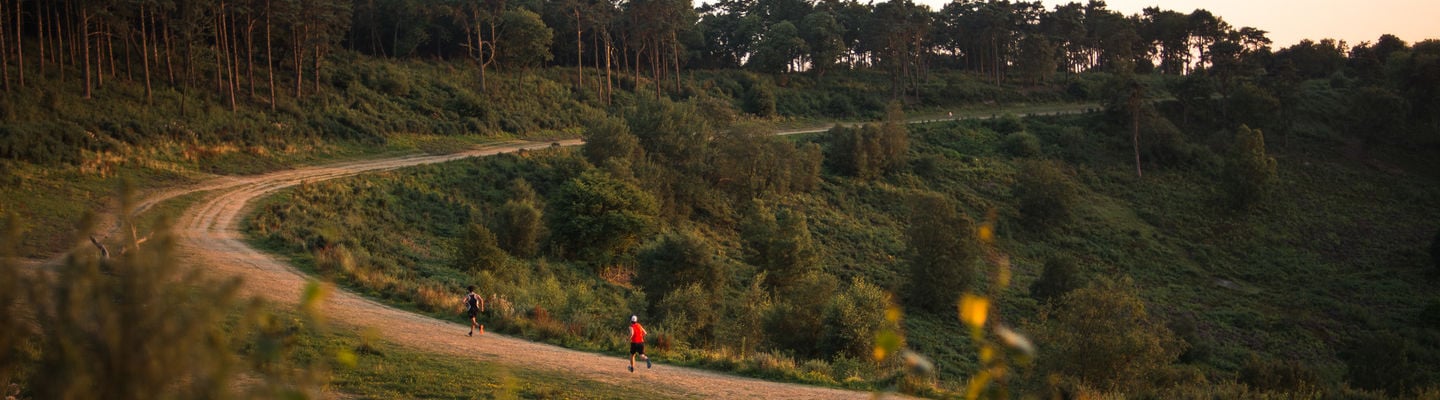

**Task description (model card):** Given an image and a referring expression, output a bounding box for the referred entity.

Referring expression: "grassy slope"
[2,52,1096,260]
[108,170,672,399]
[236,109,1440,395]
[15,48,1436,394]
[1008,123,1440,383]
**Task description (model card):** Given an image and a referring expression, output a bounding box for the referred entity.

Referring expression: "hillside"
[239,99,1440,396]
[5,0,1440,397]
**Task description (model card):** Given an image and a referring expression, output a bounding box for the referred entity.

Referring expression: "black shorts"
[467,309,479,319]
[629,342,646,355]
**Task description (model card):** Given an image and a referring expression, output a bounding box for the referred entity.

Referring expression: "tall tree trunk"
[574,9,581,87]
[37,0,44,77]
[1,0,9,92]
[592,25,599,92]
[163,12,173,86]
[229,11,240,109]
[312,43,319,95]
[632,42,642,93]
[368,0,383,57]
[1129,83,1143,178]
[141,4,151,103]
[97,22,106,88]
[478,22,493,93]
[123,20,132,82]
[214,9,224,94]
[604,32,612,104]
[266,0,275,110]
[82,6,90,98]
[672,32,680,93]
[478,38,487,92]
[649,41,657,97]
[52,1,62,83]
[107,21,116,83]
[149,7,161,87]
[391,17,399,58]
[246,18,255,99]
[15,0,23,88]
[67,0,77,66]
[293,24,303,99]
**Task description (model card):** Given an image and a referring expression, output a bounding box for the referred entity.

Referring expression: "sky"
[907,0,1440,49]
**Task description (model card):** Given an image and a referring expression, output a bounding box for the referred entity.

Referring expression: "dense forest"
[4,0,1440,398]
[0,0,1433,119]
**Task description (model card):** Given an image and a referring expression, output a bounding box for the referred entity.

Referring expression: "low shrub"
[1030,255,1082,304]
[1003,131,1042,158]
[1430,228,1439,273]
[1029,277,1186,392]
[1237,354,1321,394]
[1343,332,1422,396]
[1013,160,1079,231]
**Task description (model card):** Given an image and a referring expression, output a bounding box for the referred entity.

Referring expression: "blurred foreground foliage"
[0,186,342,399]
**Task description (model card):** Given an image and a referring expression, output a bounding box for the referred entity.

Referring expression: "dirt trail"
[166,139,905,399]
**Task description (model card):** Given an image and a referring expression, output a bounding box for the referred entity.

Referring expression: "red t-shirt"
[630,322,646,343]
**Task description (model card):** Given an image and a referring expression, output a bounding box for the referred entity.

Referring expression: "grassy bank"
[242,105,1440,396]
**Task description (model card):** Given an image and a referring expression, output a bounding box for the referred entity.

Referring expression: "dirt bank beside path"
[169,139,908,399]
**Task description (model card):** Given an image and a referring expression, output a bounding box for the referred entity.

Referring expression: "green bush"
[1237,354,1321,394]
[578,115,642,166]
[1225,83,1281,132]
[1137,110,1199,168]
[1420,300,1440,329]
[1348,86,1409,147]
[547,170,659,263]
[823,124,891,180]
[493,199,543,259]
[1013,160,1079,230]
[821,278,897,359]
[1431,228,1440,273]
[1030,276,1186,392]
[991,113,1026,134]
[1030,255,1082,304]
[457,223,507,272]
[904,192,979,314]
[1003,131,1042,158]
[1224,125,1277,209]
[4,205,330,399]
[0,121,89,165]
[740,205,821,292]
[636,230,731,303]
[657,283,719,347]
[1343,332,1422,396]
[765,271,840,358]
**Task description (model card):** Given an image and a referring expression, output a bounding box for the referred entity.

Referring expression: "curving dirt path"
[165,139,909,399]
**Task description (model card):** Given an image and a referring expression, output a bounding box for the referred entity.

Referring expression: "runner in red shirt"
[628,315,651,372]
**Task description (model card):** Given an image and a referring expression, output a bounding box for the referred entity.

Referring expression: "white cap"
[631,315,638,322]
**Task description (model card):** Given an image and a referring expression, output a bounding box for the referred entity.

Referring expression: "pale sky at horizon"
[909,0,1440,49]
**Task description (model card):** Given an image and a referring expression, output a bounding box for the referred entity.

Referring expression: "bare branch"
[89,235,110,259]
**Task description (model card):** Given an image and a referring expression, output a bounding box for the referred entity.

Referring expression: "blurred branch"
[89,235,109,259]
[89,234,151,260]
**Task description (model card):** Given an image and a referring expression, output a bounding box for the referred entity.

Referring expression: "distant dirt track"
[158,139,910,399]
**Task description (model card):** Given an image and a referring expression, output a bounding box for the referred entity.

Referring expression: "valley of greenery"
[3,0,1440,398]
